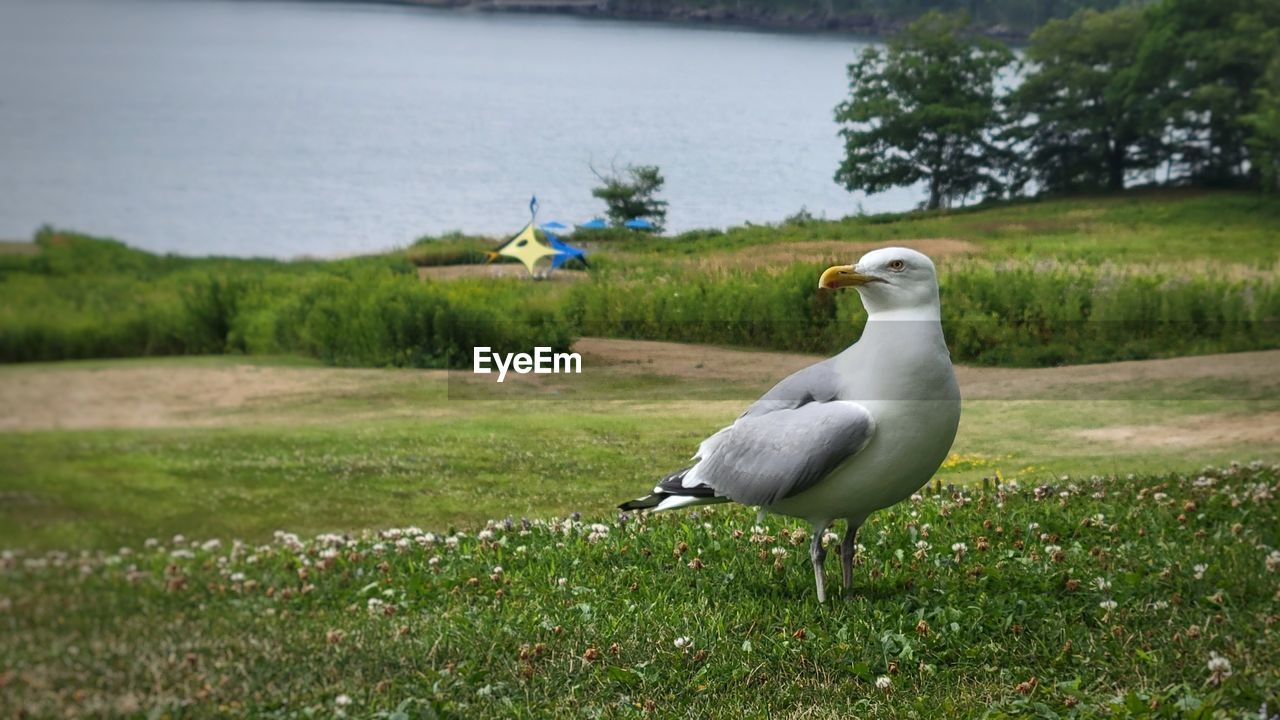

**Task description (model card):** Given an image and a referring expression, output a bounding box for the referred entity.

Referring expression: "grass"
[1,351,1276,551]
[3,462,1277,717]
[3,190,1278,368]
[3,189,1279,716]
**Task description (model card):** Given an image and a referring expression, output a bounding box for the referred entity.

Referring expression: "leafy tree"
[834,12,1014,210]
[1008,7,1166,193]
[1244,49,1280,193]
[590,164,668,232]
[1137,0,1280,186]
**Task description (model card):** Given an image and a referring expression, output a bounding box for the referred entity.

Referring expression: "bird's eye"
[888,259,906,272]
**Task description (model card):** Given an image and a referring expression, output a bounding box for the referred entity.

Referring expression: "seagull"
[619,248,961,602]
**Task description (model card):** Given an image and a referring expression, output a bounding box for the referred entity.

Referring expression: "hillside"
[382,0,1129,37]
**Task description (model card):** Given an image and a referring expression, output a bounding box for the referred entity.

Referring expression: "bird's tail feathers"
[618,465,727,513]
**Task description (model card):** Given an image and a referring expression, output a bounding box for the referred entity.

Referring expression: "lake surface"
[0,0,911,258]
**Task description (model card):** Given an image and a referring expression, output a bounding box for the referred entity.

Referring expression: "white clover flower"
[423,533,437,544]
[229,572,246,583]
[335,694,352,707]
[492,566,503,575]
[170,549,194,559]
[1266,550,1280,573]
[1093,577,1111,591]
[590,523,610,535]
[144,538,159,548]
[771,547,788,558]
[366,598,384,615]
[951,542,967,556]
[674,636,692,649]
[172,534,186,546]
[822,532,839,546]
[1207,653,1232,685]
[1045,545,1062,555]
[875,676,892,690]
[445,537,459,550]
[428,557,440,567]
[477,529,495,542]
[1193,564,1207,580]
[395,538,411,551]
[1099,599,1117,611]
[1153,492,1169,502]
[557,577,568,587]
[1028,523,1040,532]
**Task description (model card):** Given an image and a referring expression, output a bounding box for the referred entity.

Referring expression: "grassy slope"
[594,190,1280,266]
[3,463,1277,717]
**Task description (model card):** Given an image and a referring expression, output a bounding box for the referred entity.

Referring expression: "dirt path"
[576,337,1280,400]
[0,364,437,431]
[417,264,587,281]
[690,238,978,272]
[1,341,1276,436]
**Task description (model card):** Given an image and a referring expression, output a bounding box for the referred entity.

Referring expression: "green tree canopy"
[1137,0,1280,186]
[590,164,668,232]
[1008,7,1166,193]
[1244,49,1280,193]
[834,12,1015,210]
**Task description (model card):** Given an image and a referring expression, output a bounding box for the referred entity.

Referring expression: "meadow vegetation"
[2,191,1276,368]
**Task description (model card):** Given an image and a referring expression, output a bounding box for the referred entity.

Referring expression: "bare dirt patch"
[0,241,39,255]
[417,264,587,281]
[1073,412,1280,449]
[577,338,1280,400]
[2,341,1275,432]
[695,238,979,273]
[574,337,816,385]
[0,364,441,431]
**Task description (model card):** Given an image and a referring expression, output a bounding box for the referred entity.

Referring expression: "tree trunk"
[1108,141,1125,192]
[927,175,942,210]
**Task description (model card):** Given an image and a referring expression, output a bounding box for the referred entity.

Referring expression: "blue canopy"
[546,232,588,270]
[539,221,568,230]
[624,218,655,230]
[577,218,608,230]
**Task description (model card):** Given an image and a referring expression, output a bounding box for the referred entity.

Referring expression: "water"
[0,0,911,258]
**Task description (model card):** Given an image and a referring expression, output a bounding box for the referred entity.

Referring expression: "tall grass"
[3,201,1277,369]
[0,230,575,368]
[567,261,1279,366]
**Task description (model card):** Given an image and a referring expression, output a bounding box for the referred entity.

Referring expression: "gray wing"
[683,359,875,507]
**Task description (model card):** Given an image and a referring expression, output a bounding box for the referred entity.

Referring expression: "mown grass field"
[3,461,1277,717]
[1,342,1276,552]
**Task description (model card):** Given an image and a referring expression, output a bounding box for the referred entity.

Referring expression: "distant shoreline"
[370,0,1029,40]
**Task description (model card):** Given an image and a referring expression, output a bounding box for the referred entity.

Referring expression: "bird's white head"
[818,247,940,319]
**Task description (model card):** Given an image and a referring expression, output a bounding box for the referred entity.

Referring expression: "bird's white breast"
[770,320,960,524]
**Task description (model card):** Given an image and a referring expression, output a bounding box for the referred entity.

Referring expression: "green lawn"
[1,351,1275,551]
[3,461,1276,717]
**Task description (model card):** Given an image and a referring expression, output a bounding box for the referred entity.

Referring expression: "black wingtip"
[618,495,663,511]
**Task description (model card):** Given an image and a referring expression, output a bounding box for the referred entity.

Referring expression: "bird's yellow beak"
[818,265,881,290]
